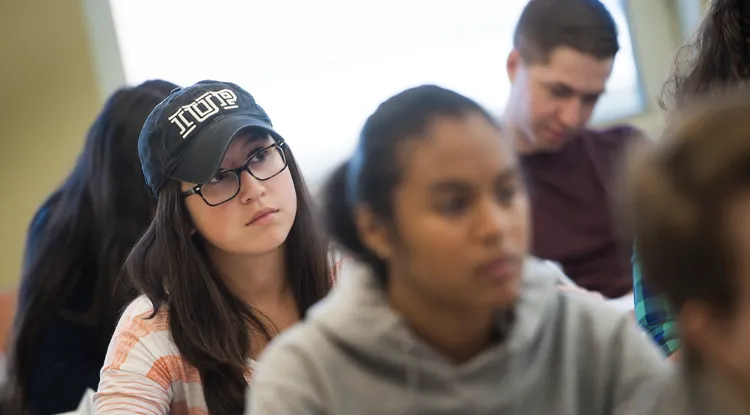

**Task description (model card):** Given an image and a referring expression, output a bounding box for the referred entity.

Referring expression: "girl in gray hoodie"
[247,85,667,414]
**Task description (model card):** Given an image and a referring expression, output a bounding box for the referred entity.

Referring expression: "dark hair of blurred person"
[634,0,750,361]
[1,79,178,415]
[625,89,750,415]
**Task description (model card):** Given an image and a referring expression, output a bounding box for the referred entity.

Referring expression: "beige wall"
[0,0,103,287]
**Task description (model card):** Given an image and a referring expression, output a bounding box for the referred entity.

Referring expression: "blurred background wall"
[0,0,102,289]
[0,0,710,288]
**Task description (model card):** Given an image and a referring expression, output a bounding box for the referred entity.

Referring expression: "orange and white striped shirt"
[95,256,343,414]
[93,296,255,414]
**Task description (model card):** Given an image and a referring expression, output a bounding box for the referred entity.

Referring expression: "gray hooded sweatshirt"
[247,258,668,415]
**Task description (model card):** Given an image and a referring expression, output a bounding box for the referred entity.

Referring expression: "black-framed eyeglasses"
[182,140,288,206]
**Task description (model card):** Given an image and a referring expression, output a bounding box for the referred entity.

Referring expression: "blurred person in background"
[247,85,667,414]
[1,79,177,415]
[504,0,644,299]
[623,90,750,415]
[633,0,750,360]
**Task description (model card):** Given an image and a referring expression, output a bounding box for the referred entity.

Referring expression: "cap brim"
[171,114,279,184]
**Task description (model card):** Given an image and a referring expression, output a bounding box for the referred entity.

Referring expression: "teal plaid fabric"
[633,251,680,356]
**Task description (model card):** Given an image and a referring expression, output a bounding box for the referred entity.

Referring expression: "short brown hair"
[628,92,750,316]
[513,0,619,63]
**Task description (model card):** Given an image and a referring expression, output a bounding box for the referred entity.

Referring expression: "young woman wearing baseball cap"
[93,80,332,415]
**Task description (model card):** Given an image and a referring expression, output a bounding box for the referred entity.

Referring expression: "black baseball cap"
[138,80,282,195]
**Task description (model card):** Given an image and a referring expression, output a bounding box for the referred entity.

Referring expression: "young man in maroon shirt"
[504,0,642,298]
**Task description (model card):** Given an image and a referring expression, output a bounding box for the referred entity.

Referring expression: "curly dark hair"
[660,0,750,111]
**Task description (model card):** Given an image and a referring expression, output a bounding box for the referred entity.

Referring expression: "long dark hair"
[321,85,500,284]
[123,139,331,414]
[4,80,177,413]
[660,0,750,110]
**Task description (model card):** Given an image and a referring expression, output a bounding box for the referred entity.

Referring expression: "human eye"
[207,170,233,184]
[437,194,470,217]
